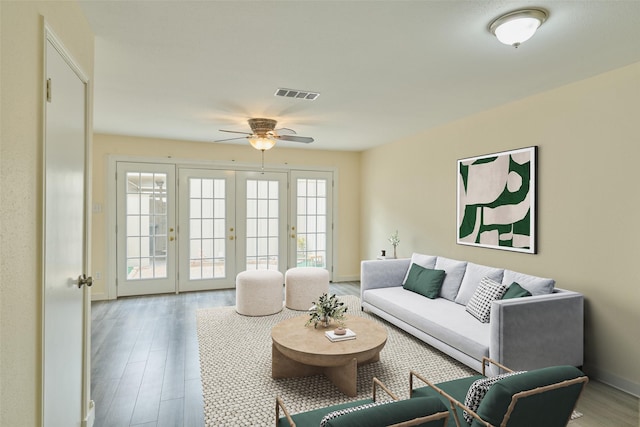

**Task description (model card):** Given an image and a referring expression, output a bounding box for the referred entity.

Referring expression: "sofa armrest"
[489,289,584,372]
[360,259,411,301]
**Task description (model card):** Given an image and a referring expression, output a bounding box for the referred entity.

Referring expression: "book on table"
[325,328,356,342]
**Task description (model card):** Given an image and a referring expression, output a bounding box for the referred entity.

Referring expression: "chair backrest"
[472,366,587,427]
[323,396,449,427]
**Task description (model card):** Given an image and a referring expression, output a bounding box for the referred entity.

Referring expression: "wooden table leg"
[324,358,358,397]
[272,344,380,397]
[272,344,322,378]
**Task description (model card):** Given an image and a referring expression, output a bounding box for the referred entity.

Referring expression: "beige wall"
[90,134,361,298]
[0,1,94,425]
[361,62,640,395]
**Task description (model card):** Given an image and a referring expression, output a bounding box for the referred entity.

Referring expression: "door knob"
[77,274,93,288]
[229,236,235,241]
[169,236,175,241]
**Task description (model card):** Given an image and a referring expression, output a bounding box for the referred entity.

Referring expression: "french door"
[178,169,236,291]
[236,171,288,272]
[115,162,331,296]
[290,171,333,270]
[116,163,177,296]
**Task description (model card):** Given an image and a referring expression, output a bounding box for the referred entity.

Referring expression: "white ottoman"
[285,267,330,310]
[236,269,284,316]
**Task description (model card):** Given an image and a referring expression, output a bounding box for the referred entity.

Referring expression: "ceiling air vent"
[275,88,320,101]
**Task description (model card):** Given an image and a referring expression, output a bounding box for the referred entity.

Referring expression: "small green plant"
[306,293,347,328]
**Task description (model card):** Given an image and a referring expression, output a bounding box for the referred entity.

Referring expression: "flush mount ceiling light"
[489,8,548,48]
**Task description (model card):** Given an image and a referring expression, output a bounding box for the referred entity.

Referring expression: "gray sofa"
[360,254,584,374]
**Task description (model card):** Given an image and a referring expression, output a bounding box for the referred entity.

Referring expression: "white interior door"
[236,171,288,273]
[289,171,333,276]
[43,35,90,427]
[178,168,236,291]
[116,162,176,296]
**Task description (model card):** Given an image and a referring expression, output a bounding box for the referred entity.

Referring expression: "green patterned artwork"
[457,147,536,253]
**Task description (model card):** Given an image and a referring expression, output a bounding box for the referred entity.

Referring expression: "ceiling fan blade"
[219,129,253,135]
[275,127,296,136]
[214,136,249,142]
[277,135,314,143]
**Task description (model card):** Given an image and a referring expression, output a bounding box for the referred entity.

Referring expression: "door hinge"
[46,78,52,102]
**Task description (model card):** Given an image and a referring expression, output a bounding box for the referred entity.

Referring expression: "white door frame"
[104,156,337,299]
[42,23,94,427]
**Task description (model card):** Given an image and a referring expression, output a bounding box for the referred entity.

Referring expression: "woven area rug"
[196,295,475,426]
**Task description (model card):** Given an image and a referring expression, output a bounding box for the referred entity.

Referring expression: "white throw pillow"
[434,257,467,301]
[463,371,525,423]
[455,263,505,306]
[465,277,507,323]
[402,253,438,284]
[502,270,555,296]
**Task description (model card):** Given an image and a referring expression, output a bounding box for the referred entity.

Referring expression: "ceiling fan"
[216,118,314,151]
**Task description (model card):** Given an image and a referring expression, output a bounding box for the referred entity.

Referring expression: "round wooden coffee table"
[271,315,387,396]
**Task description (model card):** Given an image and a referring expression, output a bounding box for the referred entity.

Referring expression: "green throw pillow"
[501,282,532,299]
[403,263,446,299]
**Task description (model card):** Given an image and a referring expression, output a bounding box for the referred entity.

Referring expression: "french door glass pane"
[296,178,327,268]
[125,172,168,279]
[246,179,279,270]
[189,178,226,279]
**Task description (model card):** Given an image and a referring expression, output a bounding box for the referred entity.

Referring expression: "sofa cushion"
[411,375,485,427]
[403,264,446,299]
[502,270,555,296]
[434,257,467,301]
[463,371,525,423]
[403,253,438,284]
[475,366,585,427]
[363,287,490,361]
[321,397,448,427]
[501,282,532,299]
[466,278,507,323]
[455,263,505,305]
[280,398,374,426]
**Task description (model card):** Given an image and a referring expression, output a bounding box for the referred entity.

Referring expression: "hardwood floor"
[91,282,639,427]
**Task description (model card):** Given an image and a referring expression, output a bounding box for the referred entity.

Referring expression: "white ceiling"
[79,0,640,151]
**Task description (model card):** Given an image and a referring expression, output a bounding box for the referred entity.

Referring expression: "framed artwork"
[457,146,537,253]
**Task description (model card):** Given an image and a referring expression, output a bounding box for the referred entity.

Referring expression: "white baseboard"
[584,364,640,398]
[332,275,360,283]
[90,292,107,301]
[82,400,95,427]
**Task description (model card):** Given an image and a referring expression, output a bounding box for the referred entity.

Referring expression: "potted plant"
[306,293,347,328]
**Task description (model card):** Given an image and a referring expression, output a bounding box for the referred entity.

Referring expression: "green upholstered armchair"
[409,357,588,427]
[276,377,449,427]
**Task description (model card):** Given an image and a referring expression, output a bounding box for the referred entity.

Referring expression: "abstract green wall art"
[457,147,537,253]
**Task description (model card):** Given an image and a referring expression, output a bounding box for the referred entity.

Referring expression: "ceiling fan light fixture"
[248,135,276,151]
[489,8,548,48]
